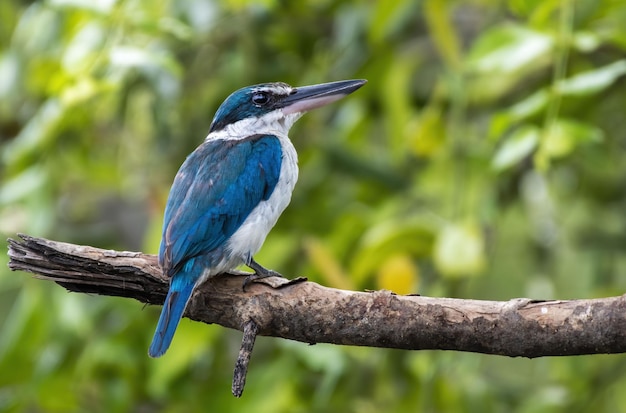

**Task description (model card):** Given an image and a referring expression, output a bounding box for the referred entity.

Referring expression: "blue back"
[159,134,282,276]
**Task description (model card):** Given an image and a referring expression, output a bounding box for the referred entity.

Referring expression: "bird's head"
[209,79,367,135]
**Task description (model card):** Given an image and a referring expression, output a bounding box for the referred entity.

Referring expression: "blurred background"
[1,0,626,411]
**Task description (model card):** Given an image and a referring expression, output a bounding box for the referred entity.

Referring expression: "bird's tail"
[149,275,197,358]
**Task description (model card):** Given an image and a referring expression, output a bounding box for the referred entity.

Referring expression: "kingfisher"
[149,79,367,357]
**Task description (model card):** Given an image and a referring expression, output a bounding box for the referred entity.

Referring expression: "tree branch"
[232,319,259,398]
[7,234,626,393]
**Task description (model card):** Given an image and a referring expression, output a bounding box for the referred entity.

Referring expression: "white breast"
[223,135,298,269]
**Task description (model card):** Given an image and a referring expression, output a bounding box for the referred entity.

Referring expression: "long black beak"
[280,79,367,115]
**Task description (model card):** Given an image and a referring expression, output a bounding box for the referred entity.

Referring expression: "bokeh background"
[2,0,626,412]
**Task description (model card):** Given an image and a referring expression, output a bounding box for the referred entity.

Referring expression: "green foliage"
[1,0,626,411]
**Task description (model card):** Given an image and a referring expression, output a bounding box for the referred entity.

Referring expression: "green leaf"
[109,46,182,78]
[492,125,539,171]
[541,118,603,159]
[556,59,626,96]
[434,223,486,278]
[0,167,46,205]
[61,22,106,75]
[489,90,548,139]
[572,31,601,52]
[1,99,64,167]
[468,24,553,74]
[507,89,549,121]
[49,0,117,14]
[0,52,20,99]
[424,0,461,68]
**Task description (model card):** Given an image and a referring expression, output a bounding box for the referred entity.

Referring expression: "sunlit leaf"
[556,59,626,96]
[0,167,46,205]
[468,24,553,74]
[49,0,117,14]
[59,77,105,107]
[573,31,601,52]
[507,89,549,121]
[12,3,59,53]
[109,46,182,76]
[109,46,161,69]
[492,125,539,171]
[61,22,106,74]
[0,52,20,99]
[433,223,486,278]
[540,118,603,159]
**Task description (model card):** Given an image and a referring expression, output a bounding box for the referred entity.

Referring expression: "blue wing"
[159,134,283,276]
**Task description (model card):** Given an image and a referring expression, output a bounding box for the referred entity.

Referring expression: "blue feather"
[159,134,282,276]
[150,134,282,356]
[148,259,200,357]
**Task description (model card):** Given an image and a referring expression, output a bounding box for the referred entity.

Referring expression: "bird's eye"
[252,92,270,106]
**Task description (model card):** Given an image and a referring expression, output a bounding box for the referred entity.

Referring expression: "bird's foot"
[243,258,285,291]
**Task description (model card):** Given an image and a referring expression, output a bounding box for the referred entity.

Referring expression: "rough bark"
[7,234,626,358]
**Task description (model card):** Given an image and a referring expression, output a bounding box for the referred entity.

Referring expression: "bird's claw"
[242,257,285,291]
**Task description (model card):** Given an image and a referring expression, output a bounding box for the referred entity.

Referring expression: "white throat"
[206,110,304,141]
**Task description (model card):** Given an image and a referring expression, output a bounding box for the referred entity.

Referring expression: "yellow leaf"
[377,254,419,295]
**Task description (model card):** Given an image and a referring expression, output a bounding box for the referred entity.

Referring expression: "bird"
[149,79,367,357]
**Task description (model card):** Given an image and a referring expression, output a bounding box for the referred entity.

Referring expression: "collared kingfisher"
[149,79,367,357]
